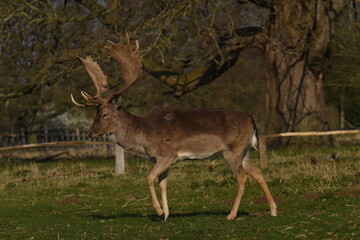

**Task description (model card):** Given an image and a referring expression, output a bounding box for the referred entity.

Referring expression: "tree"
[261,0,352,139]
[0,0,355,142]
[126,0,353,136]
[0,0,107,130]
[142,0,351,136]
[0,0,264,130]
[135,0,353,140]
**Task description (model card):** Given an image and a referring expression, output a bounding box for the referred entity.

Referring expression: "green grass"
[0,146,359,240]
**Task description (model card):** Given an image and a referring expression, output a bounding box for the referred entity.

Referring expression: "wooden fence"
[0,127,109,147]
[0,128,125,175]
[1,128,359,173]
[0,141,125,175]
[258,129,360,169]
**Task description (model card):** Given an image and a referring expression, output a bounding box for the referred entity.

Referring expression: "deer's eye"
[101,113,108,119]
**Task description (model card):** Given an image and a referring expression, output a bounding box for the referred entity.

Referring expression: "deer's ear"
[110,95,122,110]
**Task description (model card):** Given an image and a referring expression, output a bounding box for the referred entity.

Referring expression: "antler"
[79,56,109,99]
[104,32,142,96]
[71,56,109,107]
[71,33,142,107]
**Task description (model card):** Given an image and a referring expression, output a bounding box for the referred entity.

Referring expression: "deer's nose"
[88,129,95,138]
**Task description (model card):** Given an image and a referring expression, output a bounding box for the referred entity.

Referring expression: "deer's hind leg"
[224,150,248,220]
[242,151,277,216]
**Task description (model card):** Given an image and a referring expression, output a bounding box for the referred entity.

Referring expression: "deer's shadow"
[90,211,249,222]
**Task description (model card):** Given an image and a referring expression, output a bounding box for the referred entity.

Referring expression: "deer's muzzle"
[88,128,96,138]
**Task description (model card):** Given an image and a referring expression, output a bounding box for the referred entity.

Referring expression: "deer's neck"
[113,109,145,155]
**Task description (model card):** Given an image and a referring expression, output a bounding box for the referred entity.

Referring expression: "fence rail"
[0,141,113,152]
[1,128,359,173]
[0,140,125,175]
[0,128,109,147]
[258,129,360,168]
[0,128,124,175]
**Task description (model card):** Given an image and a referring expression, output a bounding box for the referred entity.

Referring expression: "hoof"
[226,214,236,220]
[155,208,164,216]
[271,211,277,217]
[162,213,169,222]
[270,207,277,217]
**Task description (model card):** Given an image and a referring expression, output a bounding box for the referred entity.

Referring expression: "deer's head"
[71,33,142,138]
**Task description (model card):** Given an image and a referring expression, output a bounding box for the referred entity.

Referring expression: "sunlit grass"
[0,146,359,239]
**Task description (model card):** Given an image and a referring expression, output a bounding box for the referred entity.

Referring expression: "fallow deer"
[71,34,277,221]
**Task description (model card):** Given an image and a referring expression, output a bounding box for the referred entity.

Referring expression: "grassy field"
[0,146,359,240]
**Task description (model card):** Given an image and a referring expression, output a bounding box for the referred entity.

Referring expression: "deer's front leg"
[147,159,172,219]
[159,170,169,221]
[147,175,163,216]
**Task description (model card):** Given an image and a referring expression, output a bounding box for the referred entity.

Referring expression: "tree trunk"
[262,0,346,143]
[264,49,328,135]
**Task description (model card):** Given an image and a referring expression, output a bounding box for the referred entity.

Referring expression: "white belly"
[174,151,217,162]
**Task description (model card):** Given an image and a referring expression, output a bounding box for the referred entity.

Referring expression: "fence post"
[75,128,80,141]
[259,136,268,169]
[20,128,26,144]
[44,126,48,143]
[115,144,125,175]
[44,126,49,153]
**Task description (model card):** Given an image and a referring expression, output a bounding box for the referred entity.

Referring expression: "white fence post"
[115,144,125,175]
[75,128,80,141]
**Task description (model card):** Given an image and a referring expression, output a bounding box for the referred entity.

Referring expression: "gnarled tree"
[0,0,354,140]
[137,0,352,138]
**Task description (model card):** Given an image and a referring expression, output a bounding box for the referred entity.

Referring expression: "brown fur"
[73,36,276,221]
[88,104,277,221]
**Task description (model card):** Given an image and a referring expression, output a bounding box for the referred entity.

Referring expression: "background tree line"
[0,0,359,145]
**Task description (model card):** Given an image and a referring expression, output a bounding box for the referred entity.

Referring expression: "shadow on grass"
[91,213,141,219]
[90,211,250,222]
